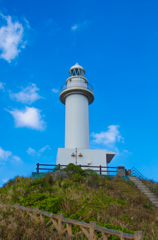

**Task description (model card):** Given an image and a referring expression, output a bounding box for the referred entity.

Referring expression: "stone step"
[132,180,142,182]
[137,185,147,187]
[147,193,157,195]
[139,190,152,193]
[149,199,158,202]
[132,179,144,184]
[144,194,156,196]
[135,184,145,186]
[137,188,148,190]
[141,192,153,194]
[142,193,153,195]
[138,188,151,190]
[139,188,151,191]
[134,183,146,185]
[132,179,144,182]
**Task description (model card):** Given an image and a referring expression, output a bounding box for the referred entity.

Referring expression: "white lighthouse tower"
[57,63,115,171]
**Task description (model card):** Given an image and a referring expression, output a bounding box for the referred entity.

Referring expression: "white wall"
[65,94,89,149]
[57,148,108,174]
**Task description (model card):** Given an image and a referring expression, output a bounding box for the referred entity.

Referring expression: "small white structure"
[57,63,115,173]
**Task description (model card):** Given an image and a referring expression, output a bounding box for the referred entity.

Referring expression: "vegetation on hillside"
[0,163,158,239]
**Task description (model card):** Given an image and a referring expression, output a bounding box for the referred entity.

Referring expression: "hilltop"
[0,164,158,239]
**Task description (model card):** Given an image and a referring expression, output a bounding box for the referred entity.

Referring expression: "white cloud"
[23,18,30,29]
[0,82,5,91]
[71,24,78,31]
[0,147,22,163]
[91,125,131,157]
[12,155,22,162]
[7,106,46,131]
[39,145,51,153]
[71,20,90,31]
[9,83,43,104]
[0,147,12,160]
[27,145,51,156]
[91,125,124,147]
[0,14,25,62]
[51,88,59,93]
[27,147,37,155]
[123,149,132,155]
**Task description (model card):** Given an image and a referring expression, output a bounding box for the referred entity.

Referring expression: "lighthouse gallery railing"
[60,82,94,93]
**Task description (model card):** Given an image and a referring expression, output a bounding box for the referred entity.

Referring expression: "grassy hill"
[0,164,158,239]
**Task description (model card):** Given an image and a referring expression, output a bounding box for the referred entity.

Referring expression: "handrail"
[131,167,158,197]
[0,202,143,240]
[131,168,146,180]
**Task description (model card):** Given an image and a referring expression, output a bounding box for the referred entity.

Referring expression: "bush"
[43,172,55,185]
[2,175,27,188]
[84,168,98,176]
[64,163,86,177]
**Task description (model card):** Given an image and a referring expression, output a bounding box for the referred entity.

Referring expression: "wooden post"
[67,223,73,237]
[58,213,64,234]
[134,231,143,240]
[100,232,108,240]
[20,210,24,218]
[90,221,97,240]
[100,165,102,175]
[58,164,60,170]
[40,214,45,225]
[33,208,39,216]
[37,163,39,173]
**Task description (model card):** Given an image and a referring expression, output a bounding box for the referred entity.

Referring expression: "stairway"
[129,176,158,208]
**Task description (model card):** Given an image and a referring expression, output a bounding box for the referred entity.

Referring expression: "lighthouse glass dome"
[69,68,85,77]
[69,63,85,77]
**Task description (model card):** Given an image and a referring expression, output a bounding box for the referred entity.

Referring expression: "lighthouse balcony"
[60,81,94,105]
[60,82,94,93]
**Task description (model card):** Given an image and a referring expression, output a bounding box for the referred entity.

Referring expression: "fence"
[0,202,143,240]
[36,164,117,175]
[131,167,158,197]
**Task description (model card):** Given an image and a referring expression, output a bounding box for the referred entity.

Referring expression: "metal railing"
[131,167,158,197]
[36,163,117,175]
[131,167,146,180]
[60,82,94,93]
[0,202,143,240]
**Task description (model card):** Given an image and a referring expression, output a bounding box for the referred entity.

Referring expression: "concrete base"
[56,148,115,175]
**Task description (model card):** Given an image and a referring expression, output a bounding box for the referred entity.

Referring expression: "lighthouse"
[57,63,115,171]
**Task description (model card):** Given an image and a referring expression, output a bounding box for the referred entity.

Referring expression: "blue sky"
[0,0,158,186]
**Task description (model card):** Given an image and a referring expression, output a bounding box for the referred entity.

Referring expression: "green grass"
[0,163,158,239]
